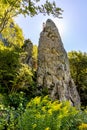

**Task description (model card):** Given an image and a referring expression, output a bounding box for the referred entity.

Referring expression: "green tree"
[0,0,21,33]
[68,51,87,107]
[0,44,19,93]
[0,0,63,33]
[1,21,24,47]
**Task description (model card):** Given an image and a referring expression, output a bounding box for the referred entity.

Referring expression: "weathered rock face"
[22,39,33,67]
[37,19,80,108]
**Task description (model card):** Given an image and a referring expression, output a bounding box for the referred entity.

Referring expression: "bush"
[0,92,26,130]
[8,91,27,109]
[18,96,87,130]
[79,123,87,130]
[0,106,19,130]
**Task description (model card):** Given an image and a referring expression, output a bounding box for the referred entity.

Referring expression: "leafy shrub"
[18,96,87,130]
[0,96,87,130]
[8,91,27,109]
[0,92,26,130]
[0,104,24,130]
[68,51,87,107]
[0,44,21,93]
[79,123,87,130]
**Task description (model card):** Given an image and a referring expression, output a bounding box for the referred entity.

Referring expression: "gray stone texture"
[37,19,80,108]
[22,39,33,67]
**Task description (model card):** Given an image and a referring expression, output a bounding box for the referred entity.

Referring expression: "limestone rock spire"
[37,19,80,108]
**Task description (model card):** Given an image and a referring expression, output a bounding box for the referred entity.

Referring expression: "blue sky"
[15,0,87,52]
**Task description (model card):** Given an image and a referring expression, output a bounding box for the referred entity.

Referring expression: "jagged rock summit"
[37,19,80,108]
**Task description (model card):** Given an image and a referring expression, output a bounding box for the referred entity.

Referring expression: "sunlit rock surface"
[37,19,80,108]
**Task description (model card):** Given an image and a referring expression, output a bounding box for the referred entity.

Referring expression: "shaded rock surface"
[22,39,33,67]
[37,19,80,108]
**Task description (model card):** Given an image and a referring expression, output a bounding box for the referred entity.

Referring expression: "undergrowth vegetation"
[0,96,87,130]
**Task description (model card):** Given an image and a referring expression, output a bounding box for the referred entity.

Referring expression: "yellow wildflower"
[52,103,62,111]
[52,100,59,105]
[43,95,49,100]
[33,96,41,105]
[58,114,63,119]
[27,97,41,107]
[35,112,41,118]
[62,106,69,115]
[45,127,50,130]
[48,109,52,115]
[32,124,37,129]
[42,106,46,112]
[42,96,50,104]
[79,123,87,130]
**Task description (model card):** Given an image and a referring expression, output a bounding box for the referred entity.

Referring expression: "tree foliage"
[0,0,63,33]
[0,43,20,93]
[0,0,21,33]
[68,51,87,106]
[1,22,24,47]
